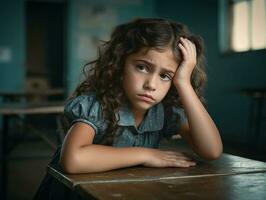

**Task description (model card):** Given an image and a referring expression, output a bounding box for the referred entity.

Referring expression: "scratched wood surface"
[47,153,266,190]
[77,172,266,200]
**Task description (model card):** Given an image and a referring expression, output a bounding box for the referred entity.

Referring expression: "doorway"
[25,0,66,99]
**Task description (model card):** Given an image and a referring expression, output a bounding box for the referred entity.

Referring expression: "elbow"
[205,150,222,161]
[195,142,223,161]
[201,135,224,161]
[204,145,223,161]
[60,151,99,174]
[60,163,77,174]
[60,154,81,174]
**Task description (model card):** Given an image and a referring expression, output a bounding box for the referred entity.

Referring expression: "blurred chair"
[25,77,50,102]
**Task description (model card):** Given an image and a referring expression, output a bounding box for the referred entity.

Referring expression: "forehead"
[127,47,178,71]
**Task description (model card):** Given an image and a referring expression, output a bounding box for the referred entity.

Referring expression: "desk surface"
[0,88,64,97]
[77,172,266,200]
[47,153,266,190]
[0,102,64,115]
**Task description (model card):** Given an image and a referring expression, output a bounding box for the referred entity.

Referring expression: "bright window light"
[225,0,266,52]
[232,1,249,51]
[251,0,266,49]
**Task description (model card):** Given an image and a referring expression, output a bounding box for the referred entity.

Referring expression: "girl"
[34,18,223,199]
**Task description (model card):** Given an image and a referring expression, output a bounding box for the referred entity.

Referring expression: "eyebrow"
[134,59,175,75]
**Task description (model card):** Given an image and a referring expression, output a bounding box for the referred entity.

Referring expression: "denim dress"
[34,94,187,200]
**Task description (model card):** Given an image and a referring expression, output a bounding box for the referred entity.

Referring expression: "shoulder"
[65,93,98,108]
[64,93,101,116]
[64,93,106,134]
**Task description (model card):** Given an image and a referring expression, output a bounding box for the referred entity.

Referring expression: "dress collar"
[116,103,164,132]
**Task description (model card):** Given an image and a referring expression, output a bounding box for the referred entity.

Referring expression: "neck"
[131,107,146,128]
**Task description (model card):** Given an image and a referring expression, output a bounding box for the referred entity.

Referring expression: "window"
[219,0,266,52]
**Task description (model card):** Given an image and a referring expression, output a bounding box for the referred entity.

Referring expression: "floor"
[1,134,56,200]
[1,134,266,200]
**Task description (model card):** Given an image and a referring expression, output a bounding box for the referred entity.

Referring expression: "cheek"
[159,83,172,96]
[125,71,141,85]
[123,72,138,91]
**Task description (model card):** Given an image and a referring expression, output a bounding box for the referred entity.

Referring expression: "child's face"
[123,47,178,113]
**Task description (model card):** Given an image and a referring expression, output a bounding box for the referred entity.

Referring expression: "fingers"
[163,158,196,168]
[178,41,188,60]
[161,151,197,167]
[179,37,197,60]
[180,37,195,53]
[180,37,191,53]
[163,151,190,158]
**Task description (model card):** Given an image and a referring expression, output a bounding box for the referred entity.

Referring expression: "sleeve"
[162,105,188,137]
[64,94,106,135]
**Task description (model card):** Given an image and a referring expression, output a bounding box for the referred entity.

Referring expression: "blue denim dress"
[65,94,187,147]
[34,93,187,200]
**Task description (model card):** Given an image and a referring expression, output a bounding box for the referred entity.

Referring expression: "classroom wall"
[0,0,265,146]
[0,0,25,92]
[66,0,156,93]
[156,0,266,145]
[0,0,155,94]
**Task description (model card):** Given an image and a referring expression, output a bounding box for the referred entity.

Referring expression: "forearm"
[176,81,223,159]
[60,144,147,174]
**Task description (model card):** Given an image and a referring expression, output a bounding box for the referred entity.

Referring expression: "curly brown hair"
[71,18,207,145]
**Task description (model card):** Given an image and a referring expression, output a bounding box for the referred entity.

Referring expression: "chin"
[134,101,155,111]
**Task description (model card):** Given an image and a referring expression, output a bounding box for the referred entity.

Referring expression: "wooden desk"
[0,88,65,102]
[48,153,266,189]
[0,102,64,115]
[0,102,64,200]
[77,172,266,200]
[47,150,266,199]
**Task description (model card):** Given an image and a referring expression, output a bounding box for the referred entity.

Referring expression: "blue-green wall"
[1,0,266,145]
[156,0,266,144]
[0,0,25,92]
[66,0,155,93]
[0,0,155,94]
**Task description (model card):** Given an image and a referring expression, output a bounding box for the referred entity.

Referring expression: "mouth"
[137,94,155,103]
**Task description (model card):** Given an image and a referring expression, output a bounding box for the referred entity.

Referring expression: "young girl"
[34,18,222,199]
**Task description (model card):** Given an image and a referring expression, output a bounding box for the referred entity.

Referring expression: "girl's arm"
[176,82,223,160]
[173,37,223,160]
[60,122,196,174]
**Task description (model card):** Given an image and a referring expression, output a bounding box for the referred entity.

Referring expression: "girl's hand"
[142,149,196,168]
[173,37,197,87]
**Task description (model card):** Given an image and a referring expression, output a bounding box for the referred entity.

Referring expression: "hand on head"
[172,37,197,87]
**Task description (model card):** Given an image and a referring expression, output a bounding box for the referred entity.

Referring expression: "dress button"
[90,116,95,121]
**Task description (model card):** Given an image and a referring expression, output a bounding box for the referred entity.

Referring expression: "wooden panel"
[77,172,266,200]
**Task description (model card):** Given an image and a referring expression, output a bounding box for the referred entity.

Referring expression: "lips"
[137,94,155,103]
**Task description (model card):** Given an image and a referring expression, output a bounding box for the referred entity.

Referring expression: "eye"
[160,73,172,81]
[136,64,149,73]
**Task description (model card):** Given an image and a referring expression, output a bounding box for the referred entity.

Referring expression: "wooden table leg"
[1,115,9,200]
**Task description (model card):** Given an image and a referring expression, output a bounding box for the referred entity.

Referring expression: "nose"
[143,75,156,91]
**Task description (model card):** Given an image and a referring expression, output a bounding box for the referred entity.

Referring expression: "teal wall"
[0,0,266,145]
[156,0,266,144]
[0,0,25,92]
[66,0,155,93]
[0,0,155,94]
